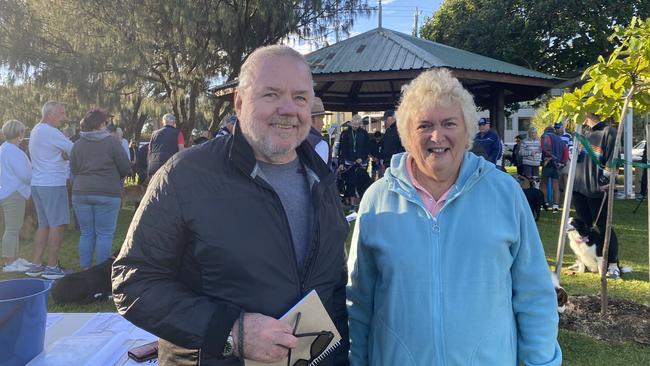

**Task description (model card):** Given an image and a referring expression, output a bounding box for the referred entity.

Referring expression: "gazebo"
[211,27,559,137]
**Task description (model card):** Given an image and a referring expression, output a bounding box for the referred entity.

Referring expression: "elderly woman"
[70,109,131,269]
[0,120,32,272]
[347,69,561,365]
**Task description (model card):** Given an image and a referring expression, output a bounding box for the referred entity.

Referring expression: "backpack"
[542,134,569,165]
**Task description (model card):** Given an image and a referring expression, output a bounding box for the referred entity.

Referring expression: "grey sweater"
[70,130,132,197]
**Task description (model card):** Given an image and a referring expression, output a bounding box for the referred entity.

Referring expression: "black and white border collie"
[566,217,603,275]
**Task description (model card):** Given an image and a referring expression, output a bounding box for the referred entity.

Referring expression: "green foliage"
[0,0,371,140]
[546,17,650,128]
[420,0,650,76]
[531,104,560,133]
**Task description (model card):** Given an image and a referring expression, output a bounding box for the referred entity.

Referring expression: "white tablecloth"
[28,313,157,366]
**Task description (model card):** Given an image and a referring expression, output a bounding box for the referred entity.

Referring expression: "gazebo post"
[489,86,505,138]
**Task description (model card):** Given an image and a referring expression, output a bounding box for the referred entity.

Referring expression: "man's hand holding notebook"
[245,290,341,366]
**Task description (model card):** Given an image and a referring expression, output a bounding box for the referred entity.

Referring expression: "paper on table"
[73,313,133,336]
[28,333,127,366]
[46,313,64,329]
[129,326,157,342]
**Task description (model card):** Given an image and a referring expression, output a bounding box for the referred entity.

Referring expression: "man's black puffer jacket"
[112,124,350,366]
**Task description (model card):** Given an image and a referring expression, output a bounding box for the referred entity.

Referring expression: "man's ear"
[234,88,243,116]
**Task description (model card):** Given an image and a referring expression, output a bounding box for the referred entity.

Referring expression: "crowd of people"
[512,122,572,213]
[0,43,638,366]
[0,103,191,278]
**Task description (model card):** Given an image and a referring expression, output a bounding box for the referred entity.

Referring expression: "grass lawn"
[1,195,649,365]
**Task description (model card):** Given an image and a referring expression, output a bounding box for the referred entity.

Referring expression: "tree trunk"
[209,98,232,132]
[185,82,198,146]
[600,85,635,314]
[123,94,143,140]
[134,113,148,142]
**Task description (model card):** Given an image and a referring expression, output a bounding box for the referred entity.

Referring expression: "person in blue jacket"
[471,117,502,164]
[347,68,562,366]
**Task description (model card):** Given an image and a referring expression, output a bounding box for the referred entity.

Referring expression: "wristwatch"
[222,333,235,357]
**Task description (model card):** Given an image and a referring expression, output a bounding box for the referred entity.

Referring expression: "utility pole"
[378,0,382,29]
[413,7,420,37]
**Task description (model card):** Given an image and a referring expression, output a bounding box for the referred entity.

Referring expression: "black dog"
[51,256,115,304]
[518,176,544,221]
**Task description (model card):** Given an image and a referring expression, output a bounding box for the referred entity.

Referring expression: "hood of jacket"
[385,151,495,206]
[80,129,111,141]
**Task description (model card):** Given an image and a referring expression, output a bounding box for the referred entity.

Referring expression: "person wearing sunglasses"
[347,69,561,365]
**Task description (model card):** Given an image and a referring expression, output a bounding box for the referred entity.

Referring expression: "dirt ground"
[559,295,650,345]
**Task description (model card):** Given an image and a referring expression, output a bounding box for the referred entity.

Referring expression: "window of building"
[519,117,531,132]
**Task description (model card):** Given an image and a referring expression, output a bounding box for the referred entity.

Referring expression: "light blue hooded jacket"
[347,152,561,366]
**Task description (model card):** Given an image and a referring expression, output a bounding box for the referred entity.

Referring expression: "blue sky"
[354,0,443,35]
[290,0,443,53]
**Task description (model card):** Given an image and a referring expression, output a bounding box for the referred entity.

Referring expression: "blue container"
[0,278,52,366]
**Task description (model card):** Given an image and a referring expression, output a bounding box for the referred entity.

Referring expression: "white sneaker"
[15,258,32,267]
[606,264,621,279]
[2,259,31,273]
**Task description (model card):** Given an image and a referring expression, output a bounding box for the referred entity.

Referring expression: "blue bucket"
[0,278,52,366]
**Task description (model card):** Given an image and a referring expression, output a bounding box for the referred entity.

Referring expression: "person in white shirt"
[0,120,32,273]
[116,127,131,160]
[520,127,542,182]
[25,101,74,280]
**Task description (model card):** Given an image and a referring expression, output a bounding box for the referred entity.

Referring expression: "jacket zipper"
[390,184,450,364]
[300,179,322,293]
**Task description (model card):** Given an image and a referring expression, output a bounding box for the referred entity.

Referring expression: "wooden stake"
[555,124,583,279]
[601,85,636,314]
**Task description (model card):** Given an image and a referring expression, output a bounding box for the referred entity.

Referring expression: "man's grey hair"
[162,113,176,125]
[238,45,312,92]
[41,101,65,118]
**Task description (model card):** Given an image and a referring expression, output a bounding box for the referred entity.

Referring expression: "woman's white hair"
[395,68,478,150]
[2,119,26,140]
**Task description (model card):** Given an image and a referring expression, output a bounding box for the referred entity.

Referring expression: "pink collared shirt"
[406,156,454,217]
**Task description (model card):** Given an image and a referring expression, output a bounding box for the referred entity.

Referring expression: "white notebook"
[245,290,341,366]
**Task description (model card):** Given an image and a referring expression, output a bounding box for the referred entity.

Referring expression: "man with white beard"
[112,45,350,366]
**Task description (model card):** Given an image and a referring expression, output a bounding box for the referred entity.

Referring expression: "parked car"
[620,140,645,162]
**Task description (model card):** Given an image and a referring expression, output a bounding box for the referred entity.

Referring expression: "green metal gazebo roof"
[211,26,559,129]
[308,27,554,80]
[303,27,557,112]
